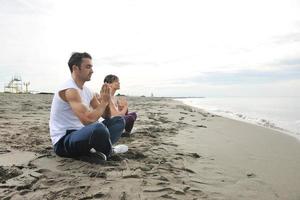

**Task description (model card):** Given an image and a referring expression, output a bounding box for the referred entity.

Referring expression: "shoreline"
[174,98,300,142]
[0,94,299,199]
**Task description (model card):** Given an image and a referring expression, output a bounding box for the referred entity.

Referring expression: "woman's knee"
[125,115,134,124]
[129,112,137,120]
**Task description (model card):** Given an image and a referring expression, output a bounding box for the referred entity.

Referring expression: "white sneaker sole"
[112,144,128,154]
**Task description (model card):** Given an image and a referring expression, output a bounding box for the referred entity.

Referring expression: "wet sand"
[0,93,299,199]
[171,101,300,200]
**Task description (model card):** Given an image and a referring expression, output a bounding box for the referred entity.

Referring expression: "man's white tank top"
[49,78,94,145]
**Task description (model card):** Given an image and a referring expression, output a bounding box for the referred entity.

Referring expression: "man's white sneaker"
[112,144,128,154]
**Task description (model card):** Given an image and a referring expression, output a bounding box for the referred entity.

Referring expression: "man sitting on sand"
[49,52,126,161]
[102,74,137,137]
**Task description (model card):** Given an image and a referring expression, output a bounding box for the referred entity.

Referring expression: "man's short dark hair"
[104,74,119,83]
[68,52,92,72]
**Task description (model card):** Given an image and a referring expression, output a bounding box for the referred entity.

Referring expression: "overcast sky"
[0,0,300,97]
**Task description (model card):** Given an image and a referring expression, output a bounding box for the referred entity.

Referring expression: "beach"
[0,93,300,200]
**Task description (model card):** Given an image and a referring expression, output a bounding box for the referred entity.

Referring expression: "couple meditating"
[49,52,137,161]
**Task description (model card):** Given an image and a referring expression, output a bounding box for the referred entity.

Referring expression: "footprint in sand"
[123,150,147,160]
[0,166,23,183]
[247,173,256,178]
[196,125,207,128]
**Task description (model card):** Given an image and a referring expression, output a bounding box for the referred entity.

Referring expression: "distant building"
[4,76,30,93]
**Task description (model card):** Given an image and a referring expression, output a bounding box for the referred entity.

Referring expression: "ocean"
[175,97,300,141]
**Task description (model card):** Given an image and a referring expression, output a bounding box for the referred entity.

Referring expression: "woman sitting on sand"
[102,74,137,137]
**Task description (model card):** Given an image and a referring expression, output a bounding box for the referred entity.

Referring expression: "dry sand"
[0,93,299,200]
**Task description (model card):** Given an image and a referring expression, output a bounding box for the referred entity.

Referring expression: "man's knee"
[111,116,125,128]
[93,122,108,131]
[92,123,110,139]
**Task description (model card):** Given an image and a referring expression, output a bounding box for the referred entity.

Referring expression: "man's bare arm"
[91,95,112,119]
[63,88,109,125]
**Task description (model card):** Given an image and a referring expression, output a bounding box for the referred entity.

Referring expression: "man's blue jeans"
[54,116,125,158]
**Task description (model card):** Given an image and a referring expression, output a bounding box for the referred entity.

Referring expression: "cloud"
[97,58,158,68]
[0,0,52,16]
[1,0,300,97]
[277,57,300,67]
[273,32,300,45]
[166,66,300,86]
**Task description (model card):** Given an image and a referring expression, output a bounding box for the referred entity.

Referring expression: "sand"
[171,101,300,200]
[0,93,299,200]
